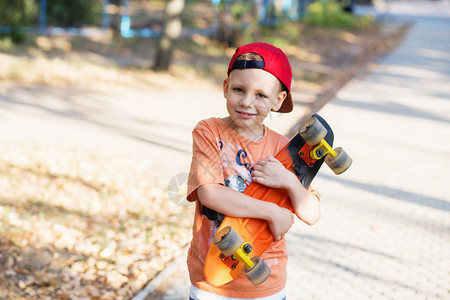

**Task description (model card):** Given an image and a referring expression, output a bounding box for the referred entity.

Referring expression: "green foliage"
[0,0,38,44]
[46,0,102,27]
[0,36,14,51]
[230,1,253,22]
[0,0,103,44]
[257,20,301,47]
[0,0,37,27]
[305,0,373,29]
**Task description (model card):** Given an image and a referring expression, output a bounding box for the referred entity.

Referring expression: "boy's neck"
[222,117,265,142]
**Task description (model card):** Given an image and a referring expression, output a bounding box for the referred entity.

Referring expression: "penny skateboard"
[203,114,352,286]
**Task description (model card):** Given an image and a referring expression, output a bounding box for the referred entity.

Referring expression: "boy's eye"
[233,88,244,93]
[256,93,266,99]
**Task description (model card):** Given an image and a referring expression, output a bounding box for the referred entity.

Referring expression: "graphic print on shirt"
[201,137,254,229]
[224,175,246,193]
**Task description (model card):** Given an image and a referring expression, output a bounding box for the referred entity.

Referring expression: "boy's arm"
[197,184,295,241]
[252,156,321,225]
[282,172,321,225]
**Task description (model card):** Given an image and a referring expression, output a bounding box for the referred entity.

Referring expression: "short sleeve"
[187,121,224,202]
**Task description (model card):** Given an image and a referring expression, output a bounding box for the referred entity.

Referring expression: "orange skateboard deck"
[204,114,351,286]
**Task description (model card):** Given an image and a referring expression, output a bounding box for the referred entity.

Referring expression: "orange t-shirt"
[186,117,292,298]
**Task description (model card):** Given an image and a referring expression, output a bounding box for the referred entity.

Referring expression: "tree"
[215,1,255,47]
[109,0,123,44]
[0,0,38,44]
[153,0,185,71]
[46,0,100,27]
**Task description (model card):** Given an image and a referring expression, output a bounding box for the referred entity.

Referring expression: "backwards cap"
[227,42,293,113]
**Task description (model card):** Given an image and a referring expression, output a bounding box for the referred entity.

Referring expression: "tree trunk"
[215,3,243,47]
[110,0,123,45]
[153,0,185,71]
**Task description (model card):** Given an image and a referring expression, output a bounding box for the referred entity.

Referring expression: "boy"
[186,43,321,300]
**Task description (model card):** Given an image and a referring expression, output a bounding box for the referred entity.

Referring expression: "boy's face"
[223,68,287,134]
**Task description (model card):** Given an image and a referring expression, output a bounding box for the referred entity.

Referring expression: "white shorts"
[189,285,286,300]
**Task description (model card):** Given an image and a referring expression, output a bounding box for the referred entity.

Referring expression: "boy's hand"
[252,156,291,189]
[268,205,295,241]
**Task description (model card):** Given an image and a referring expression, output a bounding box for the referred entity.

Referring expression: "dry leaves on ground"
[0,143,193,299]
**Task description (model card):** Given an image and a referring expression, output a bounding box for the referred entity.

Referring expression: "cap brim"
[274,92,293,113]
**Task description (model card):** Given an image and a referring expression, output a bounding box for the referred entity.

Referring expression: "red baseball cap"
[227,43,293,113]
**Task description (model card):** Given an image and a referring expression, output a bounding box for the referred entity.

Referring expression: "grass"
[305,0,374,29]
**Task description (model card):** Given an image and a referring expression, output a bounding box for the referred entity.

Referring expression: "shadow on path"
[0,85,192,154]
[318,173,449,212]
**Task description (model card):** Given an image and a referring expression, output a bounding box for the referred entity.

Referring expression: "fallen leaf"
[106,270,128,289]
[18,280,26,289]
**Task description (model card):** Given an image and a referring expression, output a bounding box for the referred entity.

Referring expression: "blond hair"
[236,52,263,61]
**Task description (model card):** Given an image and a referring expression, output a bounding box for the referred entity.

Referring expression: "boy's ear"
[223,78,229,98]
[272,90,288,112]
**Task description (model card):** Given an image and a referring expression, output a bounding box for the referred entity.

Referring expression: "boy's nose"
[240,95,254,108]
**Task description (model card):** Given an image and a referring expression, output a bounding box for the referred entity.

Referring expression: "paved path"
[134,1,450,299]
[285,1,450,299]
[0,79,308,188]
[0,82,223,185]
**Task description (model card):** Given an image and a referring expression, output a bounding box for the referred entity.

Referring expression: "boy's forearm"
[197,184,276,222]
[285,172,321,225]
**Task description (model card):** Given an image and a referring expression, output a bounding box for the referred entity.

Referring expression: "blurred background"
[1,0,381,85]
[0,0,418,299]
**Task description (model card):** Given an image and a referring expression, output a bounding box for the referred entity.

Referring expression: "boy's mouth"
[236,110,256,120]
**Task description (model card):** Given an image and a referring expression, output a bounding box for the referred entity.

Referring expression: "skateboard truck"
[310,139,336,160]
[299,116,352,175]
[228,242,253,269]
[213,226,271,285]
